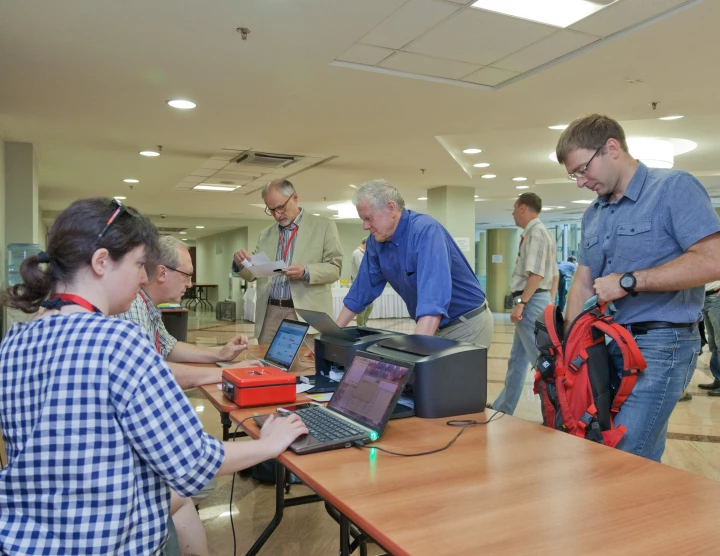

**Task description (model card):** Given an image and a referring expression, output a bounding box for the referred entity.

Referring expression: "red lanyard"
[52,293,103,314]
[281,227,299,261]
[140,293,162,354]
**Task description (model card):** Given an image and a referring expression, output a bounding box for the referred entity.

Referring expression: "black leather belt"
[439,303,487,330]
[268,298,294,308]
[511,289,548,299]
[627,321,694,335]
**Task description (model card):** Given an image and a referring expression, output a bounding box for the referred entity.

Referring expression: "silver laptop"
[219,319,309,371]
[295,308,357,341]
[255,352,413,454]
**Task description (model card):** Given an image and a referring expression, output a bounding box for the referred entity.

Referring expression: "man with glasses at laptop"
[336,179,493,348]
[232,179,343,344]
[557,114,720,461]
[117,236,253,388]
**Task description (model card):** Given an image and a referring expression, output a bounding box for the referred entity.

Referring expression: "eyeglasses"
[97,198,127,243]
[264,193,295,216]
[568,144,605,181]
[165,266,193,280]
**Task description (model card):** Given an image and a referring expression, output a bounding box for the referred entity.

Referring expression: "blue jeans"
[493,291,551,414]
[702,295,720,381]
[608,325,700,462]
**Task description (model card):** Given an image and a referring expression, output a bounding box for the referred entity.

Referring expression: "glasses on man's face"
[568,144,605,181]
[165,266,193,281]
[97,198,127,243]
[264,193,294,216]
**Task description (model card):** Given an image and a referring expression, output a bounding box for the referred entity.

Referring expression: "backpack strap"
[593,319,647,414]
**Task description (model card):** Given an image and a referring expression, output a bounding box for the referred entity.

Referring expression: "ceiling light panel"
[471,0,606,28]
[193,185,236,191]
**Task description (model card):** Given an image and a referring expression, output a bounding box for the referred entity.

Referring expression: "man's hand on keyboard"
[261,413,308,455]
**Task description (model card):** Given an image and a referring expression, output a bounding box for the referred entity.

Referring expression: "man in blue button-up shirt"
[336,179,493,348]
[557,114,720,461]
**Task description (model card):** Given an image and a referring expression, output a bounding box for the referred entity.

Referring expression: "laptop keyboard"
[295,406,365,442]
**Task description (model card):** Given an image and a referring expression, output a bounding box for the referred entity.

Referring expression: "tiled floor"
[186,310,720,555]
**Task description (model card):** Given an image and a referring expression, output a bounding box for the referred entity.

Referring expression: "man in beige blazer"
[232,179,343,343]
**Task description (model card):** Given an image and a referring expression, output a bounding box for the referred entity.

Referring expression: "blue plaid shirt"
[0,313,224,555]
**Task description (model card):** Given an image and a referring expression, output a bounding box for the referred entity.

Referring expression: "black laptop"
[218,319,309,371]
[295,308,356,341]
[254,352,413,454]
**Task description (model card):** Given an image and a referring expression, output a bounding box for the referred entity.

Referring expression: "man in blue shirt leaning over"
[557,114,720,462]
[336,179,493,348]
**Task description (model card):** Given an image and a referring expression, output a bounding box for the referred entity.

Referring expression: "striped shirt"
[269,209,305,300]
[0,313,224,555]
[115,288,178,358]
[509,218,558,293]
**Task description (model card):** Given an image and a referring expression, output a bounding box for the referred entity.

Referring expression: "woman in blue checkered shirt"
[0,198,307,555]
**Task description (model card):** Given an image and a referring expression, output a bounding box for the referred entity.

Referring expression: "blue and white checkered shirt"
[0,313,224,555]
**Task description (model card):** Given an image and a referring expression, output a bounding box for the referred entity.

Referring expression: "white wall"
[195,227,249,302]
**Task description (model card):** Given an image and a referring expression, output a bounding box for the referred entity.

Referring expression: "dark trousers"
[557,273,569,312]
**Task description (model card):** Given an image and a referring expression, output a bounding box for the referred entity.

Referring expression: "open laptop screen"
[328,355,411,432]
[264,320,309,369]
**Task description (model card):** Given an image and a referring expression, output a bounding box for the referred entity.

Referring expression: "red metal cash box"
[222,366,296,407]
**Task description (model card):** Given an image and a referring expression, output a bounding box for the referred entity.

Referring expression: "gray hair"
[352,179,405,211]
[261,179,295,199]
[148,235,186,279]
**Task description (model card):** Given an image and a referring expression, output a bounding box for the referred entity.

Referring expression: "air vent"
[231,151,300,168]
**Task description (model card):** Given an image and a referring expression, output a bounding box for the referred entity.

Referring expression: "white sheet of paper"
[296,383,314,394]
[244,251,288,278]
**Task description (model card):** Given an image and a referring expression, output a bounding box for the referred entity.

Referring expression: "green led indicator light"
[369,431,379,441]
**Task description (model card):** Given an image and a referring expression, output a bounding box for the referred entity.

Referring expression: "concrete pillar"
[426,185,476,269]
[486,228,521,312]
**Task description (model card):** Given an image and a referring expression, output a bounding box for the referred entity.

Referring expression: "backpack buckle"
[567,354,586,373]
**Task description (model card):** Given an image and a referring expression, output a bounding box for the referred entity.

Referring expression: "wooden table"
[230,407,720,556]
[198,345,315,441]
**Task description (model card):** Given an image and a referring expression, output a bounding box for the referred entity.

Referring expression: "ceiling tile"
[190,168,216,177]
[379,51,480,79]
[493,30,599,73]
[570,0,691,37]
[337,44,395,65]
[445,0,475,3]
[462,66,519,86]
[359,0,461,50]
[404,8,556,66]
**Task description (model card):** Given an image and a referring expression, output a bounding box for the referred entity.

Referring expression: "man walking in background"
[351,237,373,326]
[491,192,558,415]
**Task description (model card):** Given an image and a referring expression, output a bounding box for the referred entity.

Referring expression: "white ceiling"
[0,0,718,241]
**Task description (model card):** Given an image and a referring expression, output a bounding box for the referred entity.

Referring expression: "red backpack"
[533,303,646,447]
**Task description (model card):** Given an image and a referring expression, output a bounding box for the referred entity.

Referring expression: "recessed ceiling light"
[193,184,236,191]
[312,213,320,216]
[572,200,593,204]
[481,174,496,179]
[473,162,490,168]
[556,206,566,209]
[139,150,160,157]
[548,124,568,130]
[349,184,358,189]
[512,177,527,181]
[417,197,428,201]
[474,198,487,202]
[195,225,205,229]
[542,207,554,211]
[113,196,126,200]
[167,99,196,109]
[658,115,684,120]
[516,185,530,189]
[181,238,187,241]
[471,0,606,28]
[474,195,479,198]
[179,231,187,235]
[463,148,482,154]
[123,179,139,183]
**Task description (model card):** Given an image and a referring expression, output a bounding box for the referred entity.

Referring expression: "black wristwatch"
[515,297,527,306]
[619,272,638,297]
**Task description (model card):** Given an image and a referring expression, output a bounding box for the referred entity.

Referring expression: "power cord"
[353,411,503,457]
